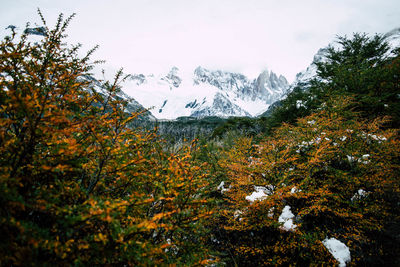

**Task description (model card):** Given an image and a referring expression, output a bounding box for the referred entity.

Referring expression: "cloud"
[1,0,399,82]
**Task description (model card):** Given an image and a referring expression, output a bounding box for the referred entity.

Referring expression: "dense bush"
[208,32,400,266]
[0,12,213,266]
[215,96,400,265]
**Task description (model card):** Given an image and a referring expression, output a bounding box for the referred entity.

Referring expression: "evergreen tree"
[265,32,400,132]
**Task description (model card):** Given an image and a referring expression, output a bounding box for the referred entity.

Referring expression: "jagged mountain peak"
[194,66,248,85]
[257,69,288,86]
[129,73,147,86]
[169,66,179,74]
[256,69,289,101]
[162,66,182,88]
[123,66,289,119]
[278,74,288,84]
[193,66,252,93]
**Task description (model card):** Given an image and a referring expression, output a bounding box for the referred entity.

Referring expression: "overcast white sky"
[1,0,399,82]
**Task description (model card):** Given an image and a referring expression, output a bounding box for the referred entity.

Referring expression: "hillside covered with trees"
[1,12,399,266]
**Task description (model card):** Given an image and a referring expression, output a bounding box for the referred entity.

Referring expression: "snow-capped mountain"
[384,27,400,52]
[289,47,326,90]
[291,27,400,90]
[80,75,156,121]
[122,66,289,119]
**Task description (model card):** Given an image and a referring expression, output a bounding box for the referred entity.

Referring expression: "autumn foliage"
[214,95,400,265]
[205,31,400,267]
[1,10,399,266]
[210,33,400,265]
[0,12,213,266]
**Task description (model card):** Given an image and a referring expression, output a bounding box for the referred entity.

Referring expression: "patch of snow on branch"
[296,100,305,109]
[245,185,274,203]
[351,189,368,201]
[217,181,230,193]
[234,210,243,221]
[290,187,301,194]
[268,207,275,218]
[360,132,387,143]
[347,155,356,163]
[369,134,387,142]
[278,205,297,231]
[359,154,370,165]
[322,238,351,267]
[347,154,370,165]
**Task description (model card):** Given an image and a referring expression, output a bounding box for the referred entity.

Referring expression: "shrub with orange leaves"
[215,95,400,266]
[0,11,213,266]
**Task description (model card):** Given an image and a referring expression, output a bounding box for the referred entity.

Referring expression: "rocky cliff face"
[122,66,289,119]
[256,70,289,103]
[162,67,182,88]
[191,92,251,117]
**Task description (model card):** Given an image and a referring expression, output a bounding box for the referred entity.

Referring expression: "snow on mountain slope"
[122,66,288,119]
[384,27,400,55]
[289,47,325,90]
[80,75,156,121]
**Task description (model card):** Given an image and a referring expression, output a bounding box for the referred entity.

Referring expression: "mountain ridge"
[122,66,289,120]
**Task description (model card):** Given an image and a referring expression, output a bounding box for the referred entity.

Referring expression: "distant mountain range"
[19,24,400,121]
[121,28,400,120]
[121,66,289,120]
